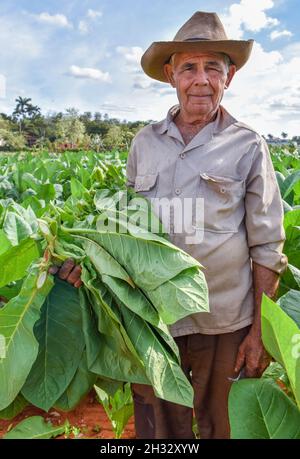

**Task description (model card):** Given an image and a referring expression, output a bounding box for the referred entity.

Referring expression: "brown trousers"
[131,326,249,439]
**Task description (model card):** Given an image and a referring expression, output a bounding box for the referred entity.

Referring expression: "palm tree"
[12,97,41,133]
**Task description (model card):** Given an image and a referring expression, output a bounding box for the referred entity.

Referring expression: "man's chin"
[187,105,213,117]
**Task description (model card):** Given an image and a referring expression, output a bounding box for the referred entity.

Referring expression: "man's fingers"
[74,279,83,289]
[244,366,261,378]
[47,259,82,288]
[66,265,82,285]
[234,349,245,374]
[246,361,270,379]
[48,265,59,275]
[58,258,76,280]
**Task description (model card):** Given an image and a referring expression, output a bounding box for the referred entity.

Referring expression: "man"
[54,11,287,439]
[124,11,287,439]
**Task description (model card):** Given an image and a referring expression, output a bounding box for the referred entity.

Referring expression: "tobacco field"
[0,145,299,439]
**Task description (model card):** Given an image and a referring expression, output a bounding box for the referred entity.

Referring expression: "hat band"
[183,37,211,42]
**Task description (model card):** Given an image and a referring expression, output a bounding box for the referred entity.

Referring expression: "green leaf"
[94,377,124,398]
[282,171,300,200]
[37,183,56,202]
[262,294,300,408]
[101,274,160,326]
[0,280,23,301]
[67,229,200,291]
[278,264,300,298]
[0,238,40,289]
[229,378,300,439]
[54,349,97,411]
[3,416,69,439]
[20,172,41,192]
[278,289,300,327]
[80,236,135,287]
[71,177,90,200]
[0,394,28,420]
[79,285,148,385]
[22,278,85,411]
[0,229,12,256]
[119,305,194,408]
[287,264,300,289]
[146,266,209,324]
[0,266,54,410]
[3,212,33,245]
[94,383,133,439]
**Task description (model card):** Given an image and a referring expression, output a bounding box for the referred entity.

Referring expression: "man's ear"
[163,63,176,87]
[225,64,237,89]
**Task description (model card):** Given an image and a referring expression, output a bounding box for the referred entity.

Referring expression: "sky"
[0,0,299,136]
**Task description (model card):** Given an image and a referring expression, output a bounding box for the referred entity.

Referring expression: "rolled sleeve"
[245,137,288,275]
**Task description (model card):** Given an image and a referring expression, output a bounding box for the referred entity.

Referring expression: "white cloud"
[116,46,144,65]
[223,42,300,135]
[98,103,135,113]
[270,29,293,40]
[78,20,88,34]
[33,12,72,28]
[282,42,300,59]
[68,65,111,82]
[221,0,279,39]
[241,41,283,75]
[87,9,103,20]
[78,9,103,34]
[118,53,168,94]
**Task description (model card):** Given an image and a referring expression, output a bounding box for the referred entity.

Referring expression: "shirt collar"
[153,104,237,147]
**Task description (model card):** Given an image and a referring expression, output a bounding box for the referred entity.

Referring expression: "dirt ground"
[0,390,136,439]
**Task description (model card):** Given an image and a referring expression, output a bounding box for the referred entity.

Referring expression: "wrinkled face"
[164,52,236,119]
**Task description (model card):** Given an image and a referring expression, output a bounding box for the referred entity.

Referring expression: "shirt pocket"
[197,173,245,233]
[134,173,159,199]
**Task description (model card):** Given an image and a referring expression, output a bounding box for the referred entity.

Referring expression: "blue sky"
[0,0,299,136]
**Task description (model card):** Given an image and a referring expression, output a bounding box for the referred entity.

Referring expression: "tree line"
[0,97,150,151]
[1,96,299,152]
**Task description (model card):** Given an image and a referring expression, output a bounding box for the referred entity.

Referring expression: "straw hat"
[141,11,254,82]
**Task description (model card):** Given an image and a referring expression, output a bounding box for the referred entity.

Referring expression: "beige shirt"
[126,104,288,336]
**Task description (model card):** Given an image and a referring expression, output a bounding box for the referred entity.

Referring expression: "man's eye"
[207,67,221,72]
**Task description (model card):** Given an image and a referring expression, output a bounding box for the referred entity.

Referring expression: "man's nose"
[194,69,209,86]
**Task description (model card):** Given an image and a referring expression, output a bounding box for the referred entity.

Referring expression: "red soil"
[0,390,136,439]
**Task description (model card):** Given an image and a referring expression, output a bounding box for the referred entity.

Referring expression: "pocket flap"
[134,173,158,191]
[200,173,244,196]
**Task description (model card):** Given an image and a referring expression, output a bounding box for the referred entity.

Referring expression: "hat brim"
[141,39,254,82]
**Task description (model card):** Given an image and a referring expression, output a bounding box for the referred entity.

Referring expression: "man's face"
[164,52,236,119]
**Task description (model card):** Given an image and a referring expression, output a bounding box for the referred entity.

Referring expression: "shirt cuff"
[250,244,288,275]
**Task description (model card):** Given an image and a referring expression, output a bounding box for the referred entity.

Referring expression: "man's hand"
[234,328,271,378]
[48,258,83,288]
[234,262,279,378]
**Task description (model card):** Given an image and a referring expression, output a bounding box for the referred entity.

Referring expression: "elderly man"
[124,11,287,439]
[52,11,287,439]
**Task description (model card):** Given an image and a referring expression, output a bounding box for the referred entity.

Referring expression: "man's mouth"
[188,94,212,98]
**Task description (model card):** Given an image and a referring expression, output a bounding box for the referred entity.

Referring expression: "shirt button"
[280,255,287,265]
[180,153,186,159]
[175,188,181,195]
